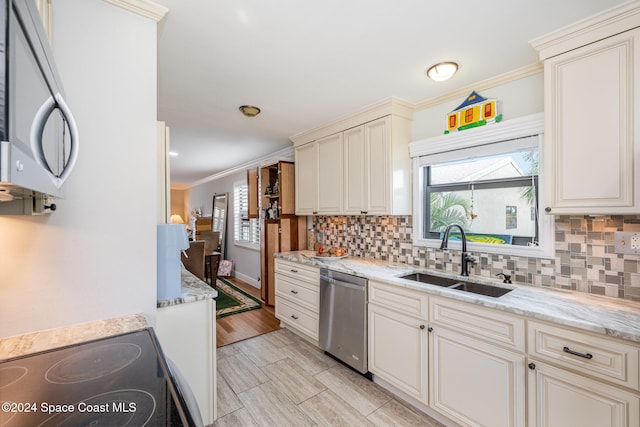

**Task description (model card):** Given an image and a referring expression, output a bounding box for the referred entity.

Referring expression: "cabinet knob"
[419,324,425,330]
[428,326,433,332]
[528,362,536,370]
[291,315,299,320]
[544,207,551,213]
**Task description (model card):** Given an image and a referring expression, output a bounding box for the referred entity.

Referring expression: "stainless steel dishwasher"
[319,268,369,375]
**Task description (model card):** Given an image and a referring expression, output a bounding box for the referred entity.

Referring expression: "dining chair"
[200,231,220,253]
[181,240,206,281]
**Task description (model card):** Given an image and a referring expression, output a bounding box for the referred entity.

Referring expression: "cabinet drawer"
[275,298,319,340]
[368,280,428,320]
[275,259,320,283]
[528,321,640,391]
[275,275,319,313]
[430,297,525,352]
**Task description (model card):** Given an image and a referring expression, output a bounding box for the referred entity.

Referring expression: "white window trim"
[233,181,260,250]
[410,113,554,259]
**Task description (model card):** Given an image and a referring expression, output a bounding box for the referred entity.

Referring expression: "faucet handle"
[497,273,512,284]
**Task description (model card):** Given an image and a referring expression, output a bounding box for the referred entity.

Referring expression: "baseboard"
[233,271,260,288]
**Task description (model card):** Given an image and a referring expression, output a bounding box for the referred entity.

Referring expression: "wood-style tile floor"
[213,328,448,427]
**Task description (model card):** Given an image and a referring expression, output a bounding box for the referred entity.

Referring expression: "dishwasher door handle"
[320,276,365,291]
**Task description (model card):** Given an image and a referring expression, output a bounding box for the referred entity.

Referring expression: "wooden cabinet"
[428,297,526,427]
[368,280,429,404]
[274,259,320,342]
[247,168,258,218]
[292,98,413,216]
[256,161,305,306]
[531,5,640,215]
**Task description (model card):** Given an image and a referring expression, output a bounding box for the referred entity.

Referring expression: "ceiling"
[155,0,627,186]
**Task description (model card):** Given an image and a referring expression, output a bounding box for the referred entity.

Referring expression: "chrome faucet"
[440,224,476,276]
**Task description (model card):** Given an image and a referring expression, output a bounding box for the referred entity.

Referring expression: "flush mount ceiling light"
[239,105,261,117]
[426,61,459,82]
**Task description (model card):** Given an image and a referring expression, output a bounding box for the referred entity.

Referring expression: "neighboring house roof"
[432,156,524,184]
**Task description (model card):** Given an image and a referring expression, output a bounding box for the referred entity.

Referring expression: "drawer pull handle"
[563,346,593,360]
[291,269,298,273]
[291,315,299,320]
[290,290,299,294]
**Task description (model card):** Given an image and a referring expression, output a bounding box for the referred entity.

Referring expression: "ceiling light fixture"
[426,61,459,82]
[239,105,261,117]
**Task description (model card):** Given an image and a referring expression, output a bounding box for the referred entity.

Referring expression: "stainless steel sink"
[399,272,460,287]
[449,282,513,297]
[399,273,513,298]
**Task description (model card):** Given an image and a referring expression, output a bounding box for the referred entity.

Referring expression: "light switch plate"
[614,231,640,254]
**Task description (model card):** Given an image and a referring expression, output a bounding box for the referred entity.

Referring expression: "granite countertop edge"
[275,251,640,344]
[156,268,218,308]
[0,313,149,361]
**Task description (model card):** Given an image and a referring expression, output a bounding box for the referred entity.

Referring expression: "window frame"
[233,181,260,251]
[410,113,554,258]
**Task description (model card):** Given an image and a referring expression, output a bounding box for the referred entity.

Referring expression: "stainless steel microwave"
[0,0,78,215]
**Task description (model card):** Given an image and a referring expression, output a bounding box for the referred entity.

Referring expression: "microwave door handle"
[53,93,79,186]
[30,93,79,189]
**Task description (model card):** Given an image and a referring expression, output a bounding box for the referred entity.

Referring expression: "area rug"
[215,278,262,318]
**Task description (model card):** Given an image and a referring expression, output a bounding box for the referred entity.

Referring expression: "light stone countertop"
[156,267,218,308]
[275,250,640,344]
[0,313,149,361]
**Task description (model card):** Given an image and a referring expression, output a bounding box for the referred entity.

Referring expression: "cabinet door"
[279,161,295,215]
[316,133,343,214]
[260,220,280,305]
[544,29,640,214]
[430,326,525,427]
[294,143,316,215]
[247,168,259,218]
[364,117,391,214]
[343,125,365,214]
[368,304,428,404]
[528,360,639,427]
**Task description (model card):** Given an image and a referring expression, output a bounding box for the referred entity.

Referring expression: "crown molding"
[289,97,414,147]
[186,146,295,189]
[530,0,640,60]
[413,63,543,112]
[102,0,168,22]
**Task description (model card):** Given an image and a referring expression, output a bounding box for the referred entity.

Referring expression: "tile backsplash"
[312,215,640,302]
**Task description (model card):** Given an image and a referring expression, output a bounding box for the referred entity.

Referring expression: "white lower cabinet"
[274,259,320,342]
[368,304,428,404]
[156,297,216,424]
[527,360,639,427]
[428,297,526,427]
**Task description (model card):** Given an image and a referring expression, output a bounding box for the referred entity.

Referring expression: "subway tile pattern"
[312,215,640,302]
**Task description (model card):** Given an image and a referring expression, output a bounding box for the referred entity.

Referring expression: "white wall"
[412,73,544,140]
[0,0,159,337]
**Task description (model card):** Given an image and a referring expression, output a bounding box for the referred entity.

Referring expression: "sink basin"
[399,273,460,287]
[399,273,513,298]
[449,282,513,297]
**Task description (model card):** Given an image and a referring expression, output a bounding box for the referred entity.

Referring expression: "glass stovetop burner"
[0,328,194,427]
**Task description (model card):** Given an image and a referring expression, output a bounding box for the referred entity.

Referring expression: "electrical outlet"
[614,231,640,254]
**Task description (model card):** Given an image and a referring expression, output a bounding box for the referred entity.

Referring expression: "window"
[411,114,553,258]
[424,148,538,246]
[234,182,259,249]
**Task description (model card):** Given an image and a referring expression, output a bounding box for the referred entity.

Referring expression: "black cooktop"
[0,328,192,427]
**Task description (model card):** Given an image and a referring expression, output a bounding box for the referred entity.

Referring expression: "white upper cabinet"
[531,3,640,215]
[291,97,413,216]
